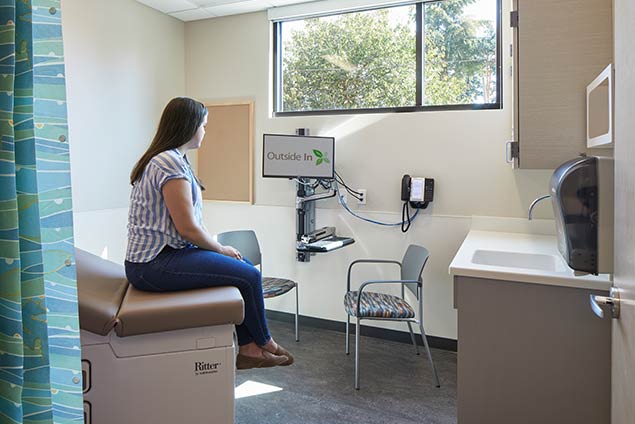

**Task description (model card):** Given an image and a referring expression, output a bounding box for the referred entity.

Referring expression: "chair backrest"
[216,230,262,267]
[401,244,430,297]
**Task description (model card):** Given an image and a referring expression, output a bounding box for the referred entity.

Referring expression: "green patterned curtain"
[0,1,84,423]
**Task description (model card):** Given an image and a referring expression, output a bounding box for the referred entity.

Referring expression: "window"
[273,0,501,115]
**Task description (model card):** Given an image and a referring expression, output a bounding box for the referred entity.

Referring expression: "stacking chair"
[216,230,299,341]
[344,244,440,389]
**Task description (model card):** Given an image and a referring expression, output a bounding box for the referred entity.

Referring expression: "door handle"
[590,287,620,319]
[505,141,513,163]
[505,141,519,164]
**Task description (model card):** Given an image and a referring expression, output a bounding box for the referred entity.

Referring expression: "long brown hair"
[130,97,208,185]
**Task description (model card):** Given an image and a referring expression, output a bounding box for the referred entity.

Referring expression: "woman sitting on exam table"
[124,97,294,370]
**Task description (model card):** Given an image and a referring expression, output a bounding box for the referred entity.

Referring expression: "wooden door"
[611,1,635,422]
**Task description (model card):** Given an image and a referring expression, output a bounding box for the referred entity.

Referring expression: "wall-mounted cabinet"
[511,0,613,169]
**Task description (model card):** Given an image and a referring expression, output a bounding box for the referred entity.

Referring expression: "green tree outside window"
[279,0,497,113]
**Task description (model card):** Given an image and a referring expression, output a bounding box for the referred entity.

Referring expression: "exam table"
[76,248,244,424]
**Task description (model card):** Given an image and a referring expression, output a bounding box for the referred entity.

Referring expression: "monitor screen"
[262,134,335,179]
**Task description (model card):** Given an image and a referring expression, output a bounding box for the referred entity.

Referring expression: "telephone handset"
[401,175,434,208]
[401,175,434,233]
[401,175,411,201]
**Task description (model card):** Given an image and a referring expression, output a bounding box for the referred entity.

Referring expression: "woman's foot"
[262,339,294,366]
[236,350,288,370]
[262,339,279,354]
[236,343,288,370]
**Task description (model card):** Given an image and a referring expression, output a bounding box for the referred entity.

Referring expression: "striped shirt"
[126,149,203,263]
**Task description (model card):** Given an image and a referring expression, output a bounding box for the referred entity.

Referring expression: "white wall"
[178,7,553,339]
[62,0,185,212]
[184,9,553,216]
[73,205,555,340]
[67,0,556,341]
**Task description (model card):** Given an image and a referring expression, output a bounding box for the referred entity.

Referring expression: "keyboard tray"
[297,236,355,253]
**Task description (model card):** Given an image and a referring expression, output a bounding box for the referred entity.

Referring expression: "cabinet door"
[513,0,612,169]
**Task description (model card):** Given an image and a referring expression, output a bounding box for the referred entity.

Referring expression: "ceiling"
[135,0,317,21]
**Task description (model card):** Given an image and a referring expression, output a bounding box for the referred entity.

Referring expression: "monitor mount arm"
[295,189,336,209]
[295,179,336,262]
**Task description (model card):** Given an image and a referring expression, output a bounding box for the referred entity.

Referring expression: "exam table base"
[81,325,235,424]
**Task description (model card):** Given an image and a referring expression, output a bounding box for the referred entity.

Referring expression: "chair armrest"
[347,260,401,292]
[350,259,402,266]
[355,279,420,317]
[358,279,420,292]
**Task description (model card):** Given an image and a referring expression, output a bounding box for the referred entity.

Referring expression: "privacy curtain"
[0,1,84,423]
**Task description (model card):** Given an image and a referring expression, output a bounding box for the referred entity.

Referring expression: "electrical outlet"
[357,189,367,205]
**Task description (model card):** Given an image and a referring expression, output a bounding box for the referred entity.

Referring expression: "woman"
[124,97,293,370]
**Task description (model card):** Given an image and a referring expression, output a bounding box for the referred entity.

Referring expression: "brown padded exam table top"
[75,248,245,337]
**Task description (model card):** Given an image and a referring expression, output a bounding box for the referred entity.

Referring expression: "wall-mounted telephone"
[401,175,434,209]
[401,175,434,233]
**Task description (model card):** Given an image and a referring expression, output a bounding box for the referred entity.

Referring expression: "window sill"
[273,102,502,117]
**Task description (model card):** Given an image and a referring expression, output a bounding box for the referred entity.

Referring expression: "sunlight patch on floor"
[235,380,283,399]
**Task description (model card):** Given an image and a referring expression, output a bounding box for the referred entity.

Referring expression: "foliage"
[280,0,497,112]
[282,8,416,111]
[424,0,497,105]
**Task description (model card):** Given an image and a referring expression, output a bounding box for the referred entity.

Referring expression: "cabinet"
[511,0,613,169]
[455,276,610,424]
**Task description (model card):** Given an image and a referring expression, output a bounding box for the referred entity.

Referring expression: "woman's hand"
[220,245,243,260]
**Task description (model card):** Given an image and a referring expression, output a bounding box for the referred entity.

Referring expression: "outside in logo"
[313,150,330,166]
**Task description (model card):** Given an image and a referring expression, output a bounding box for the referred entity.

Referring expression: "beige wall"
[63,0,186,212]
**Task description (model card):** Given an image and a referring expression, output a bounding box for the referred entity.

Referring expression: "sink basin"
[471,249,565,272]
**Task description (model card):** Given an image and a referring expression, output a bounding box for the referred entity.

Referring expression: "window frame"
[272,0,503,116]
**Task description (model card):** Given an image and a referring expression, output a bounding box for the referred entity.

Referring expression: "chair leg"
[355,318,361,390]
[418,321,441,388]
[407,322,420,355]
[294,285,299,342]
[345,315,350,355]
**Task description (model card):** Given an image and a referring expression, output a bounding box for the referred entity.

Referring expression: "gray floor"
[235,319,457,424]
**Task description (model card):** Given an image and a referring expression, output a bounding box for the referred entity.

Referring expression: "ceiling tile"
[190,0,248,6]
[268,0,315,6]
[136,0,198,14]
[203,0,274,17]
[169,8,214,20]
[136,0,322,21]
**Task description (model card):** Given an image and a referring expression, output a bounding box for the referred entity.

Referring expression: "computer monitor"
[262,134,335,179]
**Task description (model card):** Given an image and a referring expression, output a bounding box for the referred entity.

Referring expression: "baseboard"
[265,309,457,352]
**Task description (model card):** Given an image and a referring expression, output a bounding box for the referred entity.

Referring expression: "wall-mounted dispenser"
[550,155,614,275]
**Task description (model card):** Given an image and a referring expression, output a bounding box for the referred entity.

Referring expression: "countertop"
[449,230,612,291]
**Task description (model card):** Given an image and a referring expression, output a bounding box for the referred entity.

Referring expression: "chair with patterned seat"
[216,230,299,341]
[344,244,440,389]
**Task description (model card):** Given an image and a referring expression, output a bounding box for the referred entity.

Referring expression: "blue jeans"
[124,245,271,347]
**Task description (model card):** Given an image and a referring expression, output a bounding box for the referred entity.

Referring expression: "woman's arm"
[162,179,242,259]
